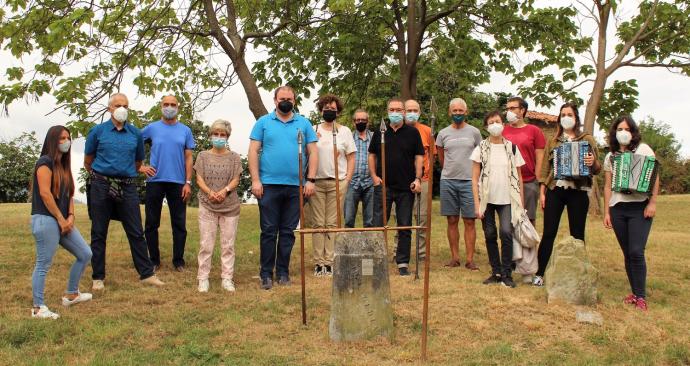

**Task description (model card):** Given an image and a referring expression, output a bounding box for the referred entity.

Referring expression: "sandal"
[444,260,461,268]
[465,261,479,271]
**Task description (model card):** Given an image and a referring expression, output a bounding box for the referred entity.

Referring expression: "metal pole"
[379,119,389,249]
[421,97,436,361]
[332,124,342,228]
[415,190,421,280]
[298,130,307,326]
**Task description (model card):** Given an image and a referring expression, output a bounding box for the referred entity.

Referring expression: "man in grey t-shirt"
[436,97,482,270]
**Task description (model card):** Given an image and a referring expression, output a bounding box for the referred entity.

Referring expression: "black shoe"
[501,277,517,288]
[260,277,273,290]
[323,265,333,276]
[277,275,291,286]
[483,274,502,285]
[398,267,411,276]
[313,265,323,277]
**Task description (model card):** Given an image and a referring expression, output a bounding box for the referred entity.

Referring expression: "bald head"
[405,99,421,124]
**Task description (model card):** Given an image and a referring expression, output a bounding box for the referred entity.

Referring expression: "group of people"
[28,87,659,319]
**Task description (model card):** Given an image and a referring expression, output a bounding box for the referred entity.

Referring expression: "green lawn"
[0,196,688,365]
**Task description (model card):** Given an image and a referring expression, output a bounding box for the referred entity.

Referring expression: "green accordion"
[611,152,658,195]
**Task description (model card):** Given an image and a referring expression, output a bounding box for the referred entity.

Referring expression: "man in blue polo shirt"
[139,95,195,272]
[84,93,164,290]
[248,85,318,290]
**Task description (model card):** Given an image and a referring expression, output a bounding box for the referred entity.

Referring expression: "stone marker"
[545,236,598,305]
[329,231,394,342]
[576,309,603,325]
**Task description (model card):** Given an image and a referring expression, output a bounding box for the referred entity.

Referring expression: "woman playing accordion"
[533,102,601,287]
[603,116,660,312]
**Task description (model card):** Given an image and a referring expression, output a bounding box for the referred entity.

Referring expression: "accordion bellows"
[553,141,591,180]
[611,152,658,195]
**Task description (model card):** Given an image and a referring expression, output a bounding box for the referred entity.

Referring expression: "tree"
[0,0,326,137]
[637,117,688,194]
[517,0,690,134]
[0,132,41,202]
[254,0,580,111]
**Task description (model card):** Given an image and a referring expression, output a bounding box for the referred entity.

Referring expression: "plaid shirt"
[350,129,373,189]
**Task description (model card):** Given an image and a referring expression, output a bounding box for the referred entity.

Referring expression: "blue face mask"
[452,114,465,124]
[388,112,404,125]
[211,137,227,149]
[405,112,420,124]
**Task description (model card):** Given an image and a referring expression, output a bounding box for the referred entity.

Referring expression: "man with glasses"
[368,98,424,276]
[344,109,374,228]
[140,95,196,272]
[502,96,545,227]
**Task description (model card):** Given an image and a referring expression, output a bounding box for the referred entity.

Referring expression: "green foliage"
[0,132,41,202]
[638,117,689,194]
[597,80,640,132]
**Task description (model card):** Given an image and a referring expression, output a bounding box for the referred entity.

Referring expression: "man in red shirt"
[502,96,545,226]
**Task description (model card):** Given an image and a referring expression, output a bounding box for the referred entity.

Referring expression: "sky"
[2,1,689,202]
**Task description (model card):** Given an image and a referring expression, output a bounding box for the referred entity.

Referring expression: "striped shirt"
[350,130,373,189]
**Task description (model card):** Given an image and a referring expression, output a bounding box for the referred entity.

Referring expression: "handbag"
[513,209,540,249]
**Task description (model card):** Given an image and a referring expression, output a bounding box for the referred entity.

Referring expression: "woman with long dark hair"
[30,125,92,319]
[533,103,601,286]
[603,116,659,311]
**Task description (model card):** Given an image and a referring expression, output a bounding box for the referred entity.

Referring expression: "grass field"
[1,195,689,365]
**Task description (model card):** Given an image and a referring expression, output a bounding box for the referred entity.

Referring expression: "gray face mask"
[58,140,71,153]
[162,106,178,120]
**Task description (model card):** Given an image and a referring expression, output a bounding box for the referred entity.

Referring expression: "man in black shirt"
[368,98,424,276]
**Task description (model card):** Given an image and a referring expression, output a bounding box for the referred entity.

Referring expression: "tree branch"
[423,0,465,27]
[605,0,659,76]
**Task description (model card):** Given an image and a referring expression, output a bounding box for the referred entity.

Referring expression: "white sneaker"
[532,275,544,287]
[32,305,60,319]
[62,292,93,307]
[92,280,104,291]
[522,275,534,284]
[222,278,236,292]
[198,279,210,293]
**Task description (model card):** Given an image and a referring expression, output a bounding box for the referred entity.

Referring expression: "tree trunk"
[234,56,268,119]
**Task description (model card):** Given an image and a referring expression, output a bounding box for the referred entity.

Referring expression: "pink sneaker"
[623,294,637,305]
[635,297,648,311]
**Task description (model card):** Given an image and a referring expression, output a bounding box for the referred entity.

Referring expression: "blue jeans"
[344,184,374,228]
[31,214,92,307]
[89,177,155,280]
[258,185,300,279]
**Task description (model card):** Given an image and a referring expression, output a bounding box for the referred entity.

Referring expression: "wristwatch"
[224,186,231,193]
[307,178,316,183]
[185,180,192,185]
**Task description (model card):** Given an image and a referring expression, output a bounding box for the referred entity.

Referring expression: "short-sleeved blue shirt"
[249,111,318,186]
[84,119,145,178]
[141,120,195,184]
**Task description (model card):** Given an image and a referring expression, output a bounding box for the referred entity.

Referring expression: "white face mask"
[112,106,128,123]
[506,111,519,123]
[487,123,504,137]
[58,140,71,153]
[616,130,632,146]
[560,116,576,130]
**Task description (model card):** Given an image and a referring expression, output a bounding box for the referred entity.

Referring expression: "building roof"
[526,111,558,123]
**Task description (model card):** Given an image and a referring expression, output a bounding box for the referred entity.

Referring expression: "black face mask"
[277,100,293,114]
[355,123,368,132]
[322,110,337,122]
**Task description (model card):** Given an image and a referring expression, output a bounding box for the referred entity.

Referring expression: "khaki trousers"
[309,179,347,266]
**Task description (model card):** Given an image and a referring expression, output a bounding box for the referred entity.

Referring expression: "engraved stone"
[545,236,598,305]
[329,231,394,342]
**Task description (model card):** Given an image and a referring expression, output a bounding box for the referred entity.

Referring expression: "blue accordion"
[553,141,591,180]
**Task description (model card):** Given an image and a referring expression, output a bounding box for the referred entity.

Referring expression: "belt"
[315,177,336,181]
[91,171,136,185]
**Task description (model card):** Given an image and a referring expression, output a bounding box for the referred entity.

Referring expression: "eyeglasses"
[505,106,521,111]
